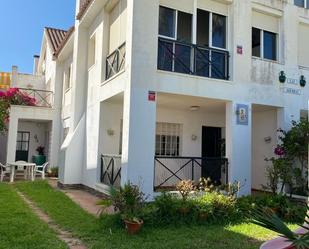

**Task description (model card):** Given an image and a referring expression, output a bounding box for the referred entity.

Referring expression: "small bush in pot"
[109,182,146,234]
[47,167,58,178]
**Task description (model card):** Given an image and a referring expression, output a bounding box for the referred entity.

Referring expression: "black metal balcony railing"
[100,154,121,187]
[106,43,126,80]
[158,38,230,80]
[19,88,54,108]
[154,156,228,189]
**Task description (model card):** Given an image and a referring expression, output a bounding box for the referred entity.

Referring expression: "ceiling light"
[190,106,200,111]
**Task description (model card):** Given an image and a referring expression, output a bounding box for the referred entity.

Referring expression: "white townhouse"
[0,27,73,171]
[2,0,309,198]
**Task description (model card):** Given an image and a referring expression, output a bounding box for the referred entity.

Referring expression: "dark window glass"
[212,13,226,48]
[294,0,305,7]
[158,40,173,71]
[252,28,261,57]
[159,6,176,38]
[211,51,226,79]
[263,31,277,61]
[174,44,192,74]
[197,9,210,47]
[195,48,210,77]
[177,12,192,43]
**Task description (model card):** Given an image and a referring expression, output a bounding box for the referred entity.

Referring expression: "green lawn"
[13,181,299,249]
[0,183,66,249]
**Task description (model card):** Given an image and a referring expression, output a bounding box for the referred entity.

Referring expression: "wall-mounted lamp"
[34,134,39,143]
[107,129,115,136]
[279,71,286,83]
[264,136,272,143]
[300,75,306,87]
[191,135,198,141]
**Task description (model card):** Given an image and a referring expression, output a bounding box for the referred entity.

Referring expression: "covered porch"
[98,93,239,194]
[2,105,58,168]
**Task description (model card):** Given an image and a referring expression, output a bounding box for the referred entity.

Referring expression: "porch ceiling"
[157,93,226,113]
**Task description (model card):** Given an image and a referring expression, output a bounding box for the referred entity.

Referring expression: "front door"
[15,131,30,161]
[201,126,222,184]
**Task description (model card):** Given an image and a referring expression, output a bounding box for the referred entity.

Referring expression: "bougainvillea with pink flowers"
[264,120,309,196]
[0,88,36,133]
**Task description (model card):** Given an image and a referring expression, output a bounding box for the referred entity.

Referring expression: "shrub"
[176,180,195,201]
[197,192,236,219]
[109,182,146,222]
[236,194,306,222]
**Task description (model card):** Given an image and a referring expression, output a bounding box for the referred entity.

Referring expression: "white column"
[6,116,18,163]
[226,101,252,196]
[121,88,157,197]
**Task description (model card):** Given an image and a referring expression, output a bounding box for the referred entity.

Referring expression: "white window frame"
[158,6,228,74]
[252,27,279,62]
[158,6,228,51]
[155,122,182,157]
[294,0,309,8]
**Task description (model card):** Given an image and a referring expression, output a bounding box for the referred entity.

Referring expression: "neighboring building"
[0,27,74,170]
[2,0,309,198]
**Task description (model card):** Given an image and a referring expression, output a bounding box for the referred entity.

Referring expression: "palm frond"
[251,207,296,241]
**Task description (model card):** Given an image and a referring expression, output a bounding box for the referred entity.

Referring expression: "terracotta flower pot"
[124,219,143,235]
[179,207,190,215]
[198,212,209,221]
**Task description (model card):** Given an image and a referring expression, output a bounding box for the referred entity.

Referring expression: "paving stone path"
[48,179,115,216]
[17,191,87,249]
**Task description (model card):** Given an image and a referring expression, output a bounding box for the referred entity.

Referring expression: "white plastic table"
[7,162,36,183]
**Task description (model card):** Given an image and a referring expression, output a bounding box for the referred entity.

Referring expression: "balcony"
[17,88,54,108]
[106,43,126,80]
[158,38,230,80]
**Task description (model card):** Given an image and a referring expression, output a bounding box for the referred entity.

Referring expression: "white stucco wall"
[58,0,309,197]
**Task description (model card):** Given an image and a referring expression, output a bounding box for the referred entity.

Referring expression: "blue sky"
[0,0,75,73]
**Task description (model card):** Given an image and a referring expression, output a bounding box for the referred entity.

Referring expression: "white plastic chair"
[35,162,49,180]
[15,160,28,179]
[0,163,10,182]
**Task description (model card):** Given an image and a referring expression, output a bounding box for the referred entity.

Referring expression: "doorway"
[201,126,222,184]
[15,131,30,161]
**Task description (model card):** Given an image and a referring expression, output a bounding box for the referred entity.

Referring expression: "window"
[263,31,277,61]
[252,28,277,61]
[16,132,30,152]
[159,6,176,38]
[197,9,210,47]
[177,12,192,43]
[159,6,193,42]
[158,6,229,80]
[155,123,181,156]
[197,9,226,49]
[63,64,72,91]
[294,0,309,8]
[298,23,309,67]
[252,28,261,57]
[88,35,96,69]
[212,13,226,49]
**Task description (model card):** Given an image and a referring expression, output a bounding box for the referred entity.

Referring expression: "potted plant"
[33,146,46,165]
[47,167,58,178]
[107,182,146,235]
[198,204,213,221]
[252,206,309,249]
